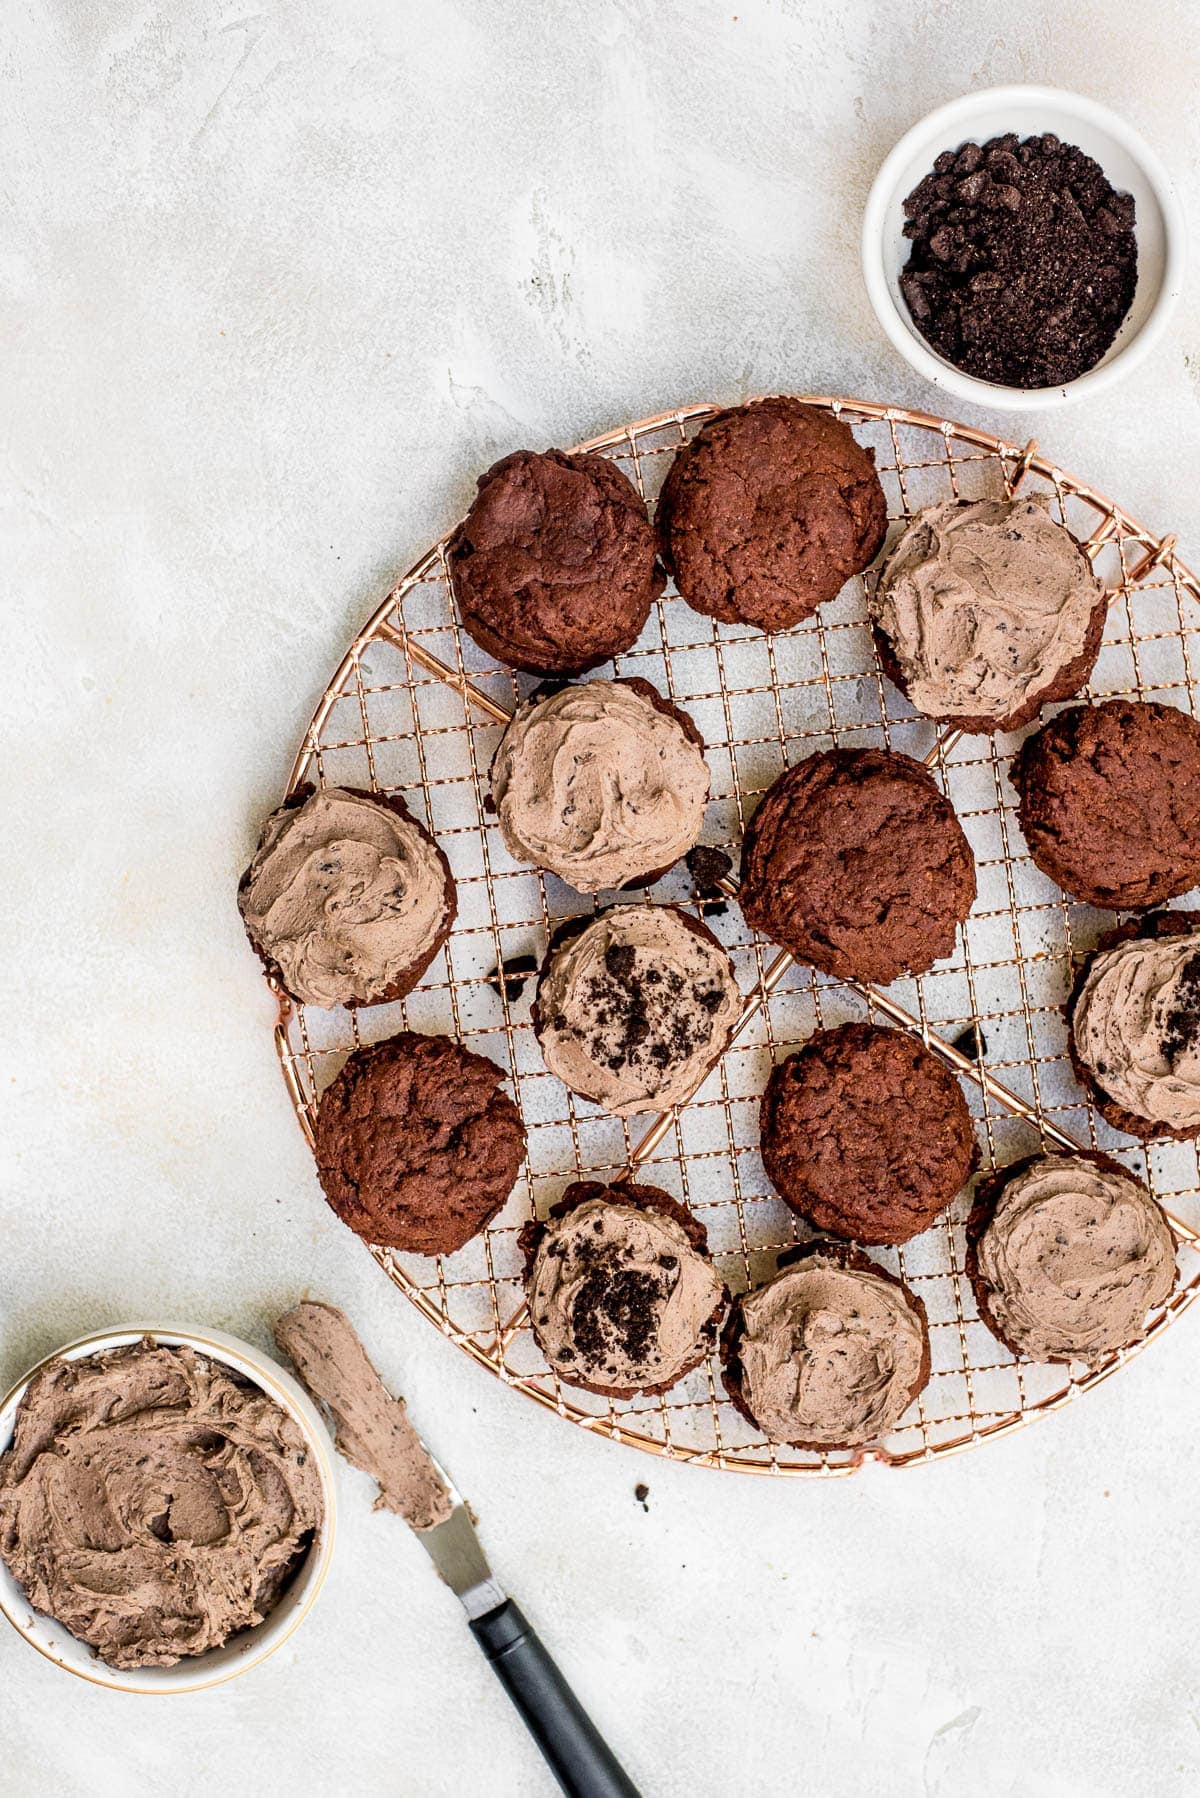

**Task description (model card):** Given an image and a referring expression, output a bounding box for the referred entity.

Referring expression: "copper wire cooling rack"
[270,396,1200,1476]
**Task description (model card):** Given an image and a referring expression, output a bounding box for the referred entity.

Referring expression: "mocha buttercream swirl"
[274,1303,451,1531]
[527,1193,726,1392]
[872,497,1102,725]
[1074,932,1200,1132]
[535,904,741,1116]
[0,1341,324,1669]
[734,1251,928,1447]
[490,680,710,892]
[239,786,452,1008]
[974,1155,1176,1364]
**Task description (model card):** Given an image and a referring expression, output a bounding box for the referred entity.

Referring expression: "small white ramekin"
[0,1323,338,1694]
[861,85,1185,412]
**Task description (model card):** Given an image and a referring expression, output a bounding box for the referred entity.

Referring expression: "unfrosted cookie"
[1012,699,1200,909]
[739,747,976,984]
[760,1022,979,1244]
[1068,911,1200,1142]
[314,1033,526,1255]
[966,1150,1176,1365]
[446,448,662,674]
[656,398,888,632]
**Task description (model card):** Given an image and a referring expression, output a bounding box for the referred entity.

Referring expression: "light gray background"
[4,2,1200,1794]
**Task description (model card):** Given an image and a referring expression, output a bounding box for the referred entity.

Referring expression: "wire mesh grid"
[271,396,1200,1476]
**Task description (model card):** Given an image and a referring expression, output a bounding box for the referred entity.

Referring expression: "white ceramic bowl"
[0,1323,338,1693]
[861,85,1185,412]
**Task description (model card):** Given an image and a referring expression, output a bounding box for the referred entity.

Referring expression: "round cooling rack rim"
[264,392,1200,1477]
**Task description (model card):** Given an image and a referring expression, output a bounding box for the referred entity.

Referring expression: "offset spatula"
[418,1448,640,1798]
[273,1302,639,1798]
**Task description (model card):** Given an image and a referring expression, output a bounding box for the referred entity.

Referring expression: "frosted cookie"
[1069,912,1200,1141]
[520,1181,727,1397]
[967,1151,1176,1364]
[721,1242,930,1450]
[872,496,1106,732]
[238,785,455,1009]
[490,678,709,893]
[532,904,741,1116]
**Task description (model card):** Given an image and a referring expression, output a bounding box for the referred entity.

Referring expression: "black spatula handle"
[469,1598,640,1798]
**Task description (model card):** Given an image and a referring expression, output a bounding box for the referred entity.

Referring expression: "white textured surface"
[3,3,1200,1794]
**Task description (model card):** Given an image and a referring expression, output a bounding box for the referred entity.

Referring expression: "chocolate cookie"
[761,1022,979,1244]
[871,497,1108,733]
[1012,699,1200,909]
[519,1180,728,1398]
[489,677,710,893]
[656,397,888,632]
[313,1032,526,1255]
[966,1150,1176,1365]
[720,1241,930,1450]
[238,785,456,1010]
[739,747,976,984]
[1068,911,1200,1142]
[446,448,663,675]
[532,904,742,1117]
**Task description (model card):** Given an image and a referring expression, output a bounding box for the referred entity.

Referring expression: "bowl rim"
[0,1321,338,1694]
[860,83,1187,412]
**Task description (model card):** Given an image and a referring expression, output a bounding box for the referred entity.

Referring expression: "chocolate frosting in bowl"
[239,786,453,1008]
[534,904,742,1116]
[1073,933,1200,1132]
[525,1188,727,1395]
[728,1248,929,1448]
[872,497,1103,727]
[274,1302,451,1531]
[0,1341,324,1669]
[972,1154,1176,1364]
[490,680,710,892]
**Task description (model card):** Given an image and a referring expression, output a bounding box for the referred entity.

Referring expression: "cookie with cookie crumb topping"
[532,904,741,1117]
[520,1180,727,1397]
[1068,910,1200,1141]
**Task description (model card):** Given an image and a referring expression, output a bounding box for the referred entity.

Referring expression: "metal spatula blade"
[413,1448,640,1798]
